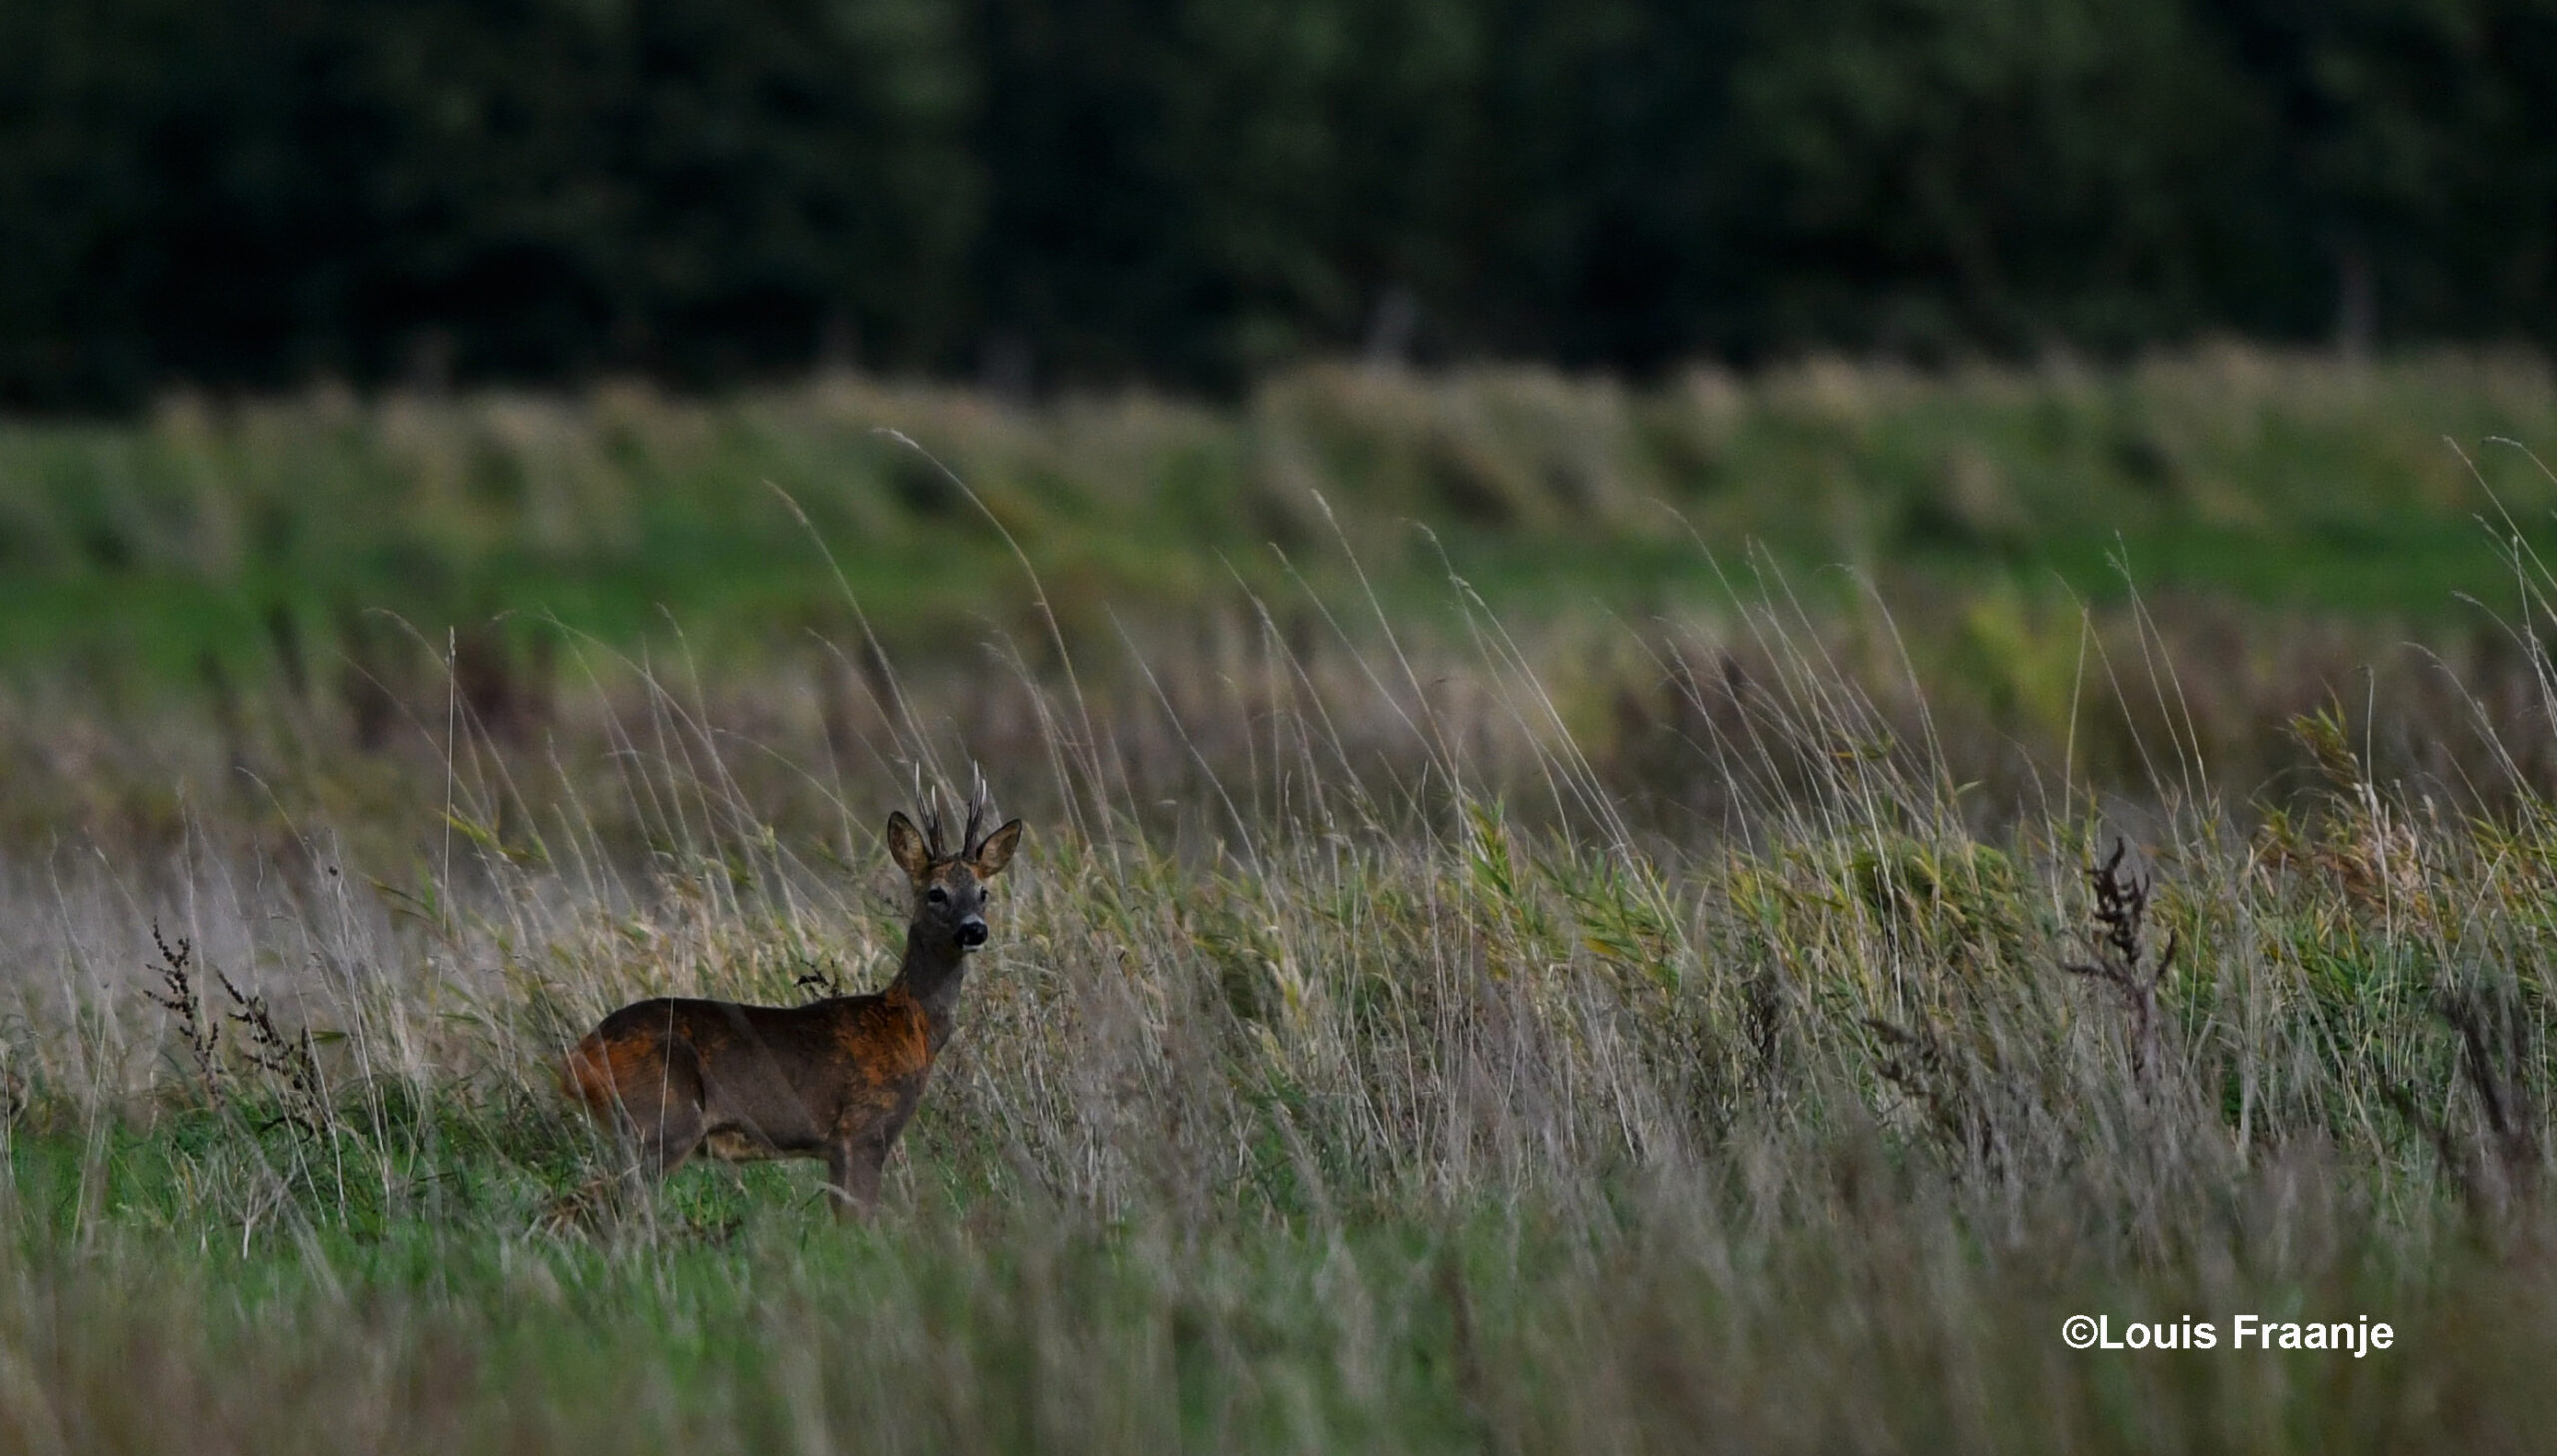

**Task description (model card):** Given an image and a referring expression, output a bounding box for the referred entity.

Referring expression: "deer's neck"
[890,926,969,1053]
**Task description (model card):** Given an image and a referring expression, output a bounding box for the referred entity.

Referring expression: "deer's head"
[886,799,1023,953]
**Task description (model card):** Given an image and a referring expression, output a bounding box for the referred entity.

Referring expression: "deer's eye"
[926,886,948,905]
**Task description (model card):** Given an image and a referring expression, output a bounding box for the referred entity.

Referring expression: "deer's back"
[567,991,935,1153]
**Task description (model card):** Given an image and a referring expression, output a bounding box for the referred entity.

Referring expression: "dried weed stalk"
[217,970,329,1137]
[792,953,849,1001]
[143,924,223,1109]
[2063,840,2177,1094]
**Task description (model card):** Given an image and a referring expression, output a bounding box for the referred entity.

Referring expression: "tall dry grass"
[0,515,2549,1449]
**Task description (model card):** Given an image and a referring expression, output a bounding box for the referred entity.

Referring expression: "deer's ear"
[972,819,1025,878]
[885,812,933,881]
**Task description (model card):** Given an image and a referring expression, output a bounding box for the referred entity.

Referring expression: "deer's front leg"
[825,1133,891,1217]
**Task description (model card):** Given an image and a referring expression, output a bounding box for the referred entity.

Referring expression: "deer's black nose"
[956,918,988,948]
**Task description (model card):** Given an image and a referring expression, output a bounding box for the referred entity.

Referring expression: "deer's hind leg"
[637,1036,713,1182]
[579,1032,709,1185]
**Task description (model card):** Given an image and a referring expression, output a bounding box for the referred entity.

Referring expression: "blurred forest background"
[5,0,2556,408]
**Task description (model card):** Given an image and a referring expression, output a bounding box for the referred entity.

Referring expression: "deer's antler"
[909,766,997,862]
[962,764,990,858]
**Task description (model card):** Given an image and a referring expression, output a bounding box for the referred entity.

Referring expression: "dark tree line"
[3,0,2554,408]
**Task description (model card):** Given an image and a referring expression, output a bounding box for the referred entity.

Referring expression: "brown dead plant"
[143,925,223,1110]
[2062,840,2178,1096]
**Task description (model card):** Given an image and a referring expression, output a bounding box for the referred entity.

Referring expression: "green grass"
[7,349,2557,691]
[3,1117,2542,1454]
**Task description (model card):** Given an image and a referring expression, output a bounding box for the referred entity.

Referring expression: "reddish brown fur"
[564,806,1022,1214]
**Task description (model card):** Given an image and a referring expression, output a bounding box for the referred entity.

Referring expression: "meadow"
[2,348,2557,1451]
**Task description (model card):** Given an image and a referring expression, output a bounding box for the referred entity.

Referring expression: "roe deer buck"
[565,797,1023,1215]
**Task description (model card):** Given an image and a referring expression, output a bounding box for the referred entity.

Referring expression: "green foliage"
[0,0,979,402]
[1733,0,2266,351]
[8,0,2557,403]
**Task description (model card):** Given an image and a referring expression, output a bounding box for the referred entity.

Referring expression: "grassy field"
[4,350,2557,1451]
[8,346,2557,670]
